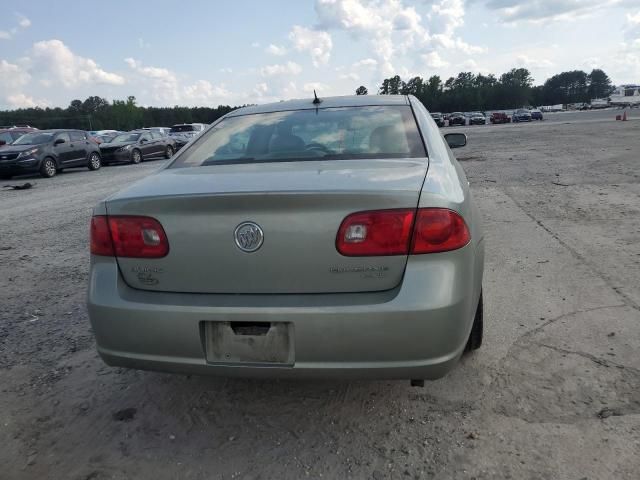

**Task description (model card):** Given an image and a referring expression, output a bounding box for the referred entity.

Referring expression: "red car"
[489,112,511,124]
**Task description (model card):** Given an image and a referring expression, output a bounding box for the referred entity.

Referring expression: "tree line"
[356,68,613,112]
[0,96,237,131]
[0,67,614,129]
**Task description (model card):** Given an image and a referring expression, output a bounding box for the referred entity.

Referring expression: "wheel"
[40,157,57,178]
[165,145,174,159]
[464,291,483,353]
[0,174,12,180]
[88,152,101,171]
[130,149,142,164]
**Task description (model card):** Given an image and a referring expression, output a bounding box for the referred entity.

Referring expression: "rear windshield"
[112,133,140,143]
[170,125,196,133]
[170,106,425,168]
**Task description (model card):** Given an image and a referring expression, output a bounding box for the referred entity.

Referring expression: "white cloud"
[0,59,31,89]
[429,0,465,36]
[28,40,125,87]
[0,13,31,39]
[303,82,330,93]
[17,14,31,28]
[6,93,40,108]
[125,57,175,81]
[339,72,360,81]
[516,54,554,68]
[253,82,269,96]
[260,61,303,77]
[353,58,378,69]
[313,0,483,77]
[431,34,487,54]
[422,51,449,69]
[183,80,230,103]
[219,67,233,73]
[266,44,287,56]
[626,9,640,41]
[289,25,333,67]
[482,0,636,24]
[125,57,231,105]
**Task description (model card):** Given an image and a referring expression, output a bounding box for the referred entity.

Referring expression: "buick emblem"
[234,222,264,252]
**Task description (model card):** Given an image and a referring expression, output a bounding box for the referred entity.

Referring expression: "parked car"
[489,112,511,124]
[448,112,466,126]
[87,94,485,384]
[512,109,532,122]
[0,129,101,179]
[469,112,486,125]
[168,123,207,150]
[143,127,171,136]
[99,130,175,165]
[0,124,36,129]
[0,127,37,146]
[95,132,121,144]
[430,112,445,127]
[530,109,543,120]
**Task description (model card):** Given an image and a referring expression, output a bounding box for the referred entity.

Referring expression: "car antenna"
[313,90,322,105]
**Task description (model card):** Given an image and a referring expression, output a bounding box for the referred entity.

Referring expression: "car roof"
[227,94,410,117]
[35,129,81,133]
[0,128,33,133]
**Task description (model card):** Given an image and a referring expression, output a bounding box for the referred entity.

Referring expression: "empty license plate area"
[204,321,294,366]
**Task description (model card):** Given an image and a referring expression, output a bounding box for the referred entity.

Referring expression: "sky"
[1,0,639,110]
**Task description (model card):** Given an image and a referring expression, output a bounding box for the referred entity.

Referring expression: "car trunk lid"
[106,159,427,294]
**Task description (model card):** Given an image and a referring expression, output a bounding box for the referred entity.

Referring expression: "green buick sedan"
[87,94,484,384]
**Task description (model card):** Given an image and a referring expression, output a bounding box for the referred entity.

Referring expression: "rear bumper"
[87,243,483,380]
[100,150,131,163]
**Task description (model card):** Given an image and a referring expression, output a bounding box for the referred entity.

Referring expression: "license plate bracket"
[204,321,294,366]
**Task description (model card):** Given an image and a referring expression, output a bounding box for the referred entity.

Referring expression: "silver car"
[87,95,484,383]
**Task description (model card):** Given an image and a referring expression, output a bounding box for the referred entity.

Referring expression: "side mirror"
[444,133,467,149]
[0,140,6,146]
[140,138,148,143]
[54,138,66,145]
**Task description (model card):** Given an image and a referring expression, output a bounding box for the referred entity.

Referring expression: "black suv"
[99,130,176,165]
[0,129,101,179]
[448,112,466,126]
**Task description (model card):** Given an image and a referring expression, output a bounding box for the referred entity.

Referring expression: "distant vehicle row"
[429,109,544,126]
[0,123,207,179]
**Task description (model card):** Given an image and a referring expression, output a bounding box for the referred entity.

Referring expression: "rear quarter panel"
[409,96,484,308]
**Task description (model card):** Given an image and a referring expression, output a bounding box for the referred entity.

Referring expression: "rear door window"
[171,106,425,168]
[69,131,85,142]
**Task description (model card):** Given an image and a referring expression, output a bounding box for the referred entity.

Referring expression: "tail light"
[336,209,415,256]
[90,216,115,256]
[90,215,169,258]
[336,208,469,256]
[410,209,470,254]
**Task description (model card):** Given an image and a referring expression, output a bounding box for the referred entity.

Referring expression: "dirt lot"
[1,111,639,479]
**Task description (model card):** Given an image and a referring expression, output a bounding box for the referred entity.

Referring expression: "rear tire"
[88,152,101,171]
[465,291,483,353]
[130,149,142,164]
[165,145,174,159]
[40,157,57,178]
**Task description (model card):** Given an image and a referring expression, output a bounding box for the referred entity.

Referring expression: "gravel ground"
[1,111,639,479]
